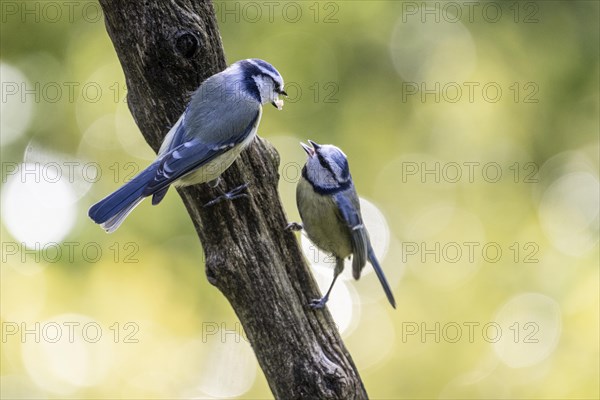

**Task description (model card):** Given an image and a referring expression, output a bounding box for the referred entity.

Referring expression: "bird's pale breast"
[297,178,353,258]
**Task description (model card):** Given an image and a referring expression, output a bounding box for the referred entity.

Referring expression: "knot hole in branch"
[175,30,200,59]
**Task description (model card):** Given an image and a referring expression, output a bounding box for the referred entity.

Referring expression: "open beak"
[300,142,315,157]
[307,140,321,150]
[272,98,284,110]
[272,88,287,109]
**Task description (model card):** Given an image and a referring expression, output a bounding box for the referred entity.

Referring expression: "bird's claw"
[227,183,250,197]
[204,183,250,207]
[309,297,328,310]
[285,222,303,231]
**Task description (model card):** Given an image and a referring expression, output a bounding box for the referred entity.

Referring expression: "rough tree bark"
[97,1,368,399]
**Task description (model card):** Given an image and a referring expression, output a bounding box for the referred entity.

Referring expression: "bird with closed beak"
[89,59,287,232]
[288,141,396,309]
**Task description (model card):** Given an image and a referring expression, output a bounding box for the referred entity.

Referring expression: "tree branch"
[98,1,368,398]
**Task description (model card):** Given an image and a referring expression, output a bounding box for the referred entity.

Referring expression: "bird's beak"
[272,98,284,110]
[300,142,315,157]
[307,140,321,150]
[280,90,288,97]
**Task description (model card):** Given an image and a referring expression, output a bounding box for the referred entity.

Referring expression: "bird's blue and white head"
[229,58,287,109]
[301,140,352,192]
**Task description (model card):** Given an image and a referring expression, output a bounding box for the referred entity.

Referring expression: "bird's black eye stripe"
[317,153,339,181]
[240,60,264,78]
[317,152,351,184]
[275,85,287,94]
[252,58,279,76]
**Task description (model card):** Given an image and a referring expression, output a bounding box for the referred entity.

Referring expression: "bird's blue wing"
[333,188,396,307]
[332,188,368,279]
[151,114,189,204]
[144,138,226,195]
[143,109,260,196]
[158,113,188,156]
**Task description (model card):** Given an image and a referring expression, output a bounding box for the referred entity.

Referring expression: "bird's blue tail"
[368,245,397,309]
[88,163,159,233]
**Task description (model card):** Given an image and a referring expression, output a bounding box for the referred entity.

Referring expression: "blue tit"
[288,141,396,309]
[89,59,287,232]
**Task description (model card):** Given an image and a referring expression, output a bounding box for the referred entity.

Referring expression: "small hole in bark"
[175,31,199,58]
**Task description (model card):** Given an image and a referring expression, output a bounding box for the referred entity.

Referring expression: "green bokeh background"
[1,1,598,398]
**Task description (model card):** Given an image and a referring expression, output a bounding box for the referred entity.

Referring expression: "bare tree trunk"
[97,1,368,398]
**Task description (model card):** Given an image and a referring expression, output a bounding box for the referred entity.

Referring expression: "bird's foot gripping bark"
[204,183,249,207]
[285,222,303,231]
[309,296,329,310]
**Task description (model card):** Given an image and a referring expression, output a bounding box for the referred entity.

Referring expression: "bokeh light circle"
[310,269,359,336]
[1,163,77,248]
[23,142,94,202]
[492,293,561,368]
[538,171,599,257]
